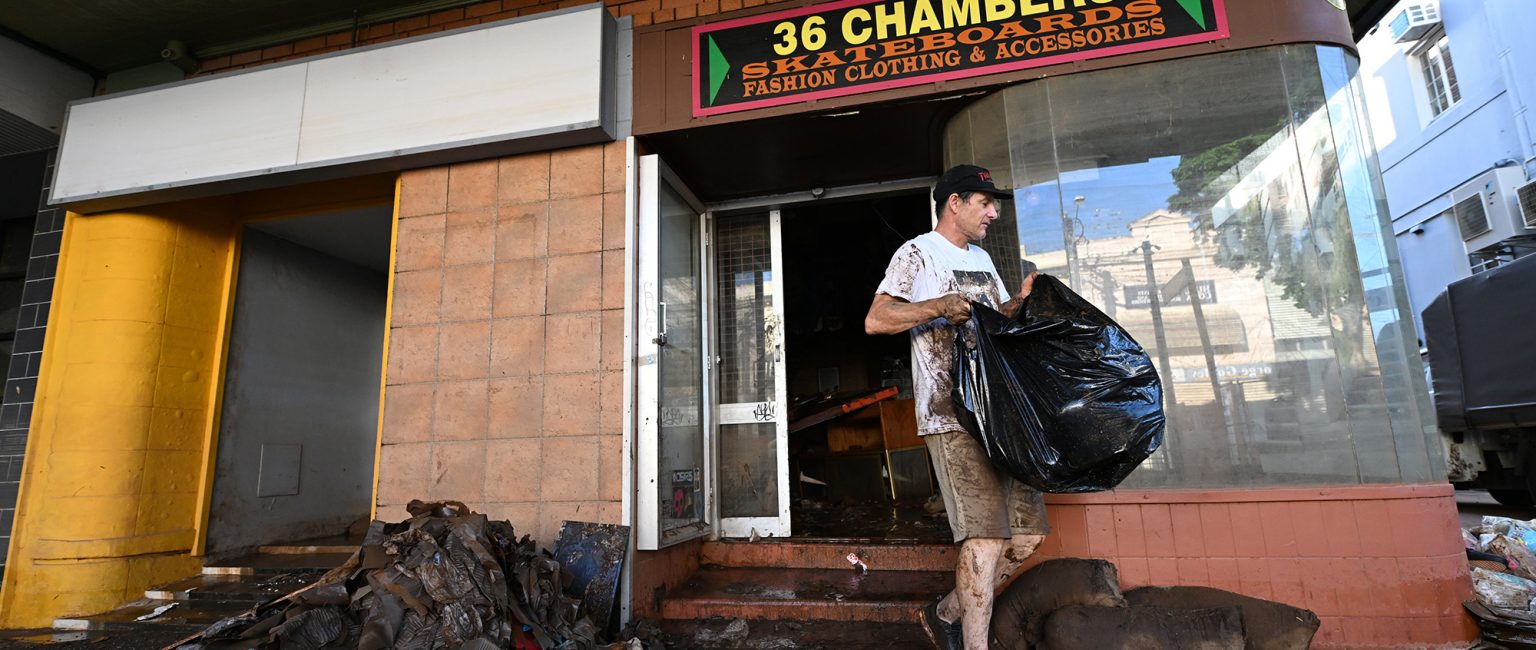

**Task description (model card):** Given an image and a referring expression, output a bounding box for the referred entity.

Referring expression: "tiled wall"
[0,148,61,574]
[378,142,628,549]
[1033,485,1477,649]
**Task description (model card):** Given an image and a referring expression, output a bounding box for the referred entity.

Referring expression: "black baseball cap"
[933,164,1011,204]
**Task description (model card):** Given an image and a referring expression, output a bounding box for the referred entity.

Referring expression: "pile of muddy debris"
[990,558,1319,650]
[1463,515,1536,645]
[172,500,658,650]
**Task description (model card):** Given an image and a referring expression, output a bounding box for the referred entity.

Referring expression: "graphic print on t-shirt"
[953,270,1000,308]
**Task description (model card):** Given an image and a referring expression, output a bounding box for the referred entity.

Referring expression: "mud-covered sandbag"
[1038,605,1245,650]
[1124,586,1318,650]
[990,558,1126,649]
[952,275,1164,492]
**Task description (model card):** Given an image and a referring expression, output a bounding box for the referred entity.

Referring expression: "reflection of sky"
[1013,156,1182,255]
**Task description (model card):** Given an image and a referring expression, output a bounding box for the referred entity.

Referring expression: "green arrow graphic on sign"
[708,36,730,106]
[1172,0,1207,29]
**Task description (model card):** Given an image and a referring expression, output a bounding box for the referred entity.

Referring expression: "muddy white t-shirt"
[876,231,1011,436]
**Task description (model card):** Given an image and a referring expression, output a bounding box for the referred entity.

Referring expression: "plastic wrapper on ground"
[951,275,1165,493]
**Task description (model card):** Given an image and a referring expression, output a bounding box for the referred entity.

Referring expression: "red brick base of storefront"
[1034,483,1477,648]
[633,483,1477,649]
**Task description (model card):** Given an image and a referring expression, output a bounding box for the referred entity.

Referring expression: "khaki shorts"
[925,429,1050,542]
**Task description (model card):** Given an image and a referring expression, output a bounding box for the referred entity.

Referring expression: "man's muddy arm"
[865,293,969,335]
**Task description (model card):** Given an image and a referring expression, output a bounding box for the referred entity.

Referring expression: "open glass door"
[711,210,790,538]
[635,155,712,550]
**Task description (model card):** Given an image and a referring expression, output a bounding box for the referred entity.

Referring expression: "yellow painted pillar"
[0,176,395,627]
[0,206,236,627]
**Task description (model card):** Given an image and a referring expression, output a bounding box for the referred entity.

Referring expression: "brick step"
[53,599,252,633]
[660,567,952,624]
[146,570,327,602]
[701,539,957,572]
[659,618,930,649]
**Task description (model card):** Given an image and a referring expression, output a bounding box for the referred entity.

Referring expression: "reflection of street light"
[1062,195,1085,288]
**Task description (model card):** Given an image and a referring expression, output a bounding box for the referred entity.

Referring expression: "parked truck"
[1424,253,1536,505]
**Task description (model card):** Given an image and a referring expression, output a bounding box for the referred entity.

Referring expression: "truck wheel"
[1490,489,1534,507]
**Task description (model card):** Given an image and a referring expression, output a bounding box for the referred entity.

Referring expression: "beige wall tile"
[598,431,624,502]
[428,441,486,502]
[548,195,602,255]
[441,263,493,322]
[447,159,498,211]
[433,380,488,441]
[396,215,445,271]
[499,153,551,205]
[382,383,434,444]
[542,437,599,501]
[597,502,623,526]
[550,146,603,200]
[603,140,627,195]
[387,325,439,384]
[598,370,623,436]
[399,167,448,218]
[543,372,599,436]
[489,376,542,438]
[545,312,600,374]
[497,203,548,260]
[446,207,495,229]
[491,317,545,377]
[600,309,624,372]
[444,224,495,266]
[546,253,601,314]
[601,251,624,311]
[539,501,601,548]
[485,438,542,503]
[493,258,546,317]
[602,192,627,251]
[391,269,441,326]
[481,502,540,539]
[438,321,490,380]
[378,442,430,504]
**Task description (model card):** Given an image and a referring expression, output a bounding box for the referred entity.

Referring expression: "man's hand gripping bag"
[952,274,1165,493]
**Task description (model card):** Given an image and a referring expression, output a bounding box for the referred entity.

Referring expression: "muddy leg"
[938,537,1000,650]
[994,534,1044,588]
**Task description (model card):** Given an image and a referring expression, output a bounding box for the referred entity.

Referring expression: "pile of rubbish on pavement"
[989,558,1318,649]
[172,500,657,650]
[1464,515,1536,645]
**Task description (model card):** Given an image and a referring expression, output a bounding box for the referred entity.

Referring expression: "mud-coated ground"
[0,629,188,650]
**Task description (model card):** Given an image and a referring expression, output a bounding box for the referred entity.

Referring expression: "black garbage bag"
[952,274,1163,492]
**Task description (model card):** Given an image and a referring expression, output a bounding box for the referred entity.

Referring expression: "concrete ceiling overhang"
[0,0,488,76]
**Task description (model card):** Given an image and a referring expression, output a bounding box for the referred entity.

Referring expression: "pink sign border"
[690,0,1230,117]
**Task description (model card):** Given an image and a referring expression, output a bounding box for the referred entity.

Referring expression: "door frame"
[708,209,792,539]
[701,178,939,540]
[634,154,715,551]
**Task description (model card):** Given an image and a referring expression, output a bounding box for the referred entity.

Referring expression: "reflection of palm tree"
[1167,113,1365,367]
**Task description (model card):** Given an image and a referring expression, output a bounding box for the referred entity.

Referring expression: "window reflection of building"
[949,45,1434,489]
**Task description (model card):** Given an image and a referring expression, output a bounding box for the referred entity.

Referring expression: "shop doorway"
[204,207,391,558]
[743,191,951,543]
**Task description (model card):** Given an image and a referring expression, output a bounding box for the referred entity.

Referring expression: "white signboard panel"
[52,4,615,211]
[298,9,604,164]
[56,66,307,199]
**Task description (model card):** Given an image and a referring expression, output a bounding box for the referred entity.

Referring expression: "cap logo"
[978,171,992,182]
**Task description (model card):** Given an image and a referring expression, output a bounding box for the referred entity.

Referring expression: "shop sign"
[1124,279,1216,308]
[693,0,1228,116]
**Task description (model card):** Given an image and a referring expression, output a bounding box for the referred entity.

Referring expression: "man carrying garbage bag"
[864,164,1049,650]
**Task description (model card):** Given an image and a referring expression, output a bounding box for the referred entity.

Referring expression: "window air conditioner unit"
[1518,179,1536,229]
[1455,167,1535,252]
[1388,3,1441,43]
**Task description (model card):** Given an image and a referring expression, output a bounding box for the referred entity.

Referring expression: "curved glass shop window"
[946,45,1440,488]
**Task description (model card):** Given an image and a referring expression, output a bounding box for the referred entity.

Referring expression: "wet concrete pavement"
[1457,488,1536,529]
